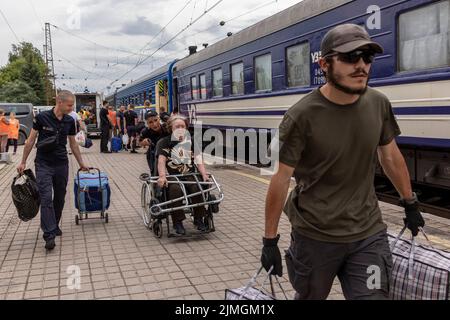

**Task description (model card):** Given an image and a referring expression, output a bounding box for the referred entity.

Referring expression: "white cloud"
[0,0,303,94]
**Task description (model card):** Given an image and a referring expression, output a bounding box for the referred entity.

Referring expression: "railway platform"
[0,141,449,300]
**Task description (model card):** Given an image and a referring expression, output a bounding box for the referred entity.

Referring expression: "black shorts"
[126,126,137,137]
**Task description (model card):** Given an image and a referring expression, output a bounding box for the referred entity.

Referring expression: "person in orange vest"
[7,112,20,155]
[108,105,117,137]
[0,109,10,154]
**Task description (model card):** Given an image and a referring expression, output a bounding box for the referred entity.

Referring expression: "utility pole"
[44,22,56,105]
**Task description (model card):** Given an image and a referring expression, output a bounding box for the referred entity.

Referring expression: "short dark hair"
[103,101,109,106]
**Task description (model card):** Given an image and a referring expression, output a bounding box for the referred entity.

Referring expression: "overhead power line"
[0,8,21,43]
[109,0,225,88]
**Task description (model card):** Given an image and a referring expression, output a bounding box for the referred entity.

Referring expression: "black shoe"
[56,229,62,237]
[130,150,138,154]
[194,219,207,232]
[174,222,186,235]
[45,238,56,250]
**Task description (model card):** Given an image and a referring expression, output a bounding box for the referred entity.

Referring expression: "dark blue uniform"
[33,109,76,241]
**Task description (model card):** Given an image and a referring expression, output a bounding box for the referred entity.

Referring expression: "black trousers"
[146,150,155,174]
[286,229,393,300]
[6,139,18,153]
[36,161,68,241]
[167,176,206,224]
[100,125,110,152]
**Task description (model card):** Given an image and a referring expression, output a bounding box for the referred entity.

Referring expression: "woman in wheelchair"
[156,115,209,235]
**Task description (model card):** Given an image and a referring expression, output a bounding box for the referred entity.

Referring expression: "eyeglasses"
[325,50,375,64]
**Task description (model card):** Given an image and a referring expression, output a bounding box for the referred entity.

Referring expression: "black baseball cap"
[321,24,383,57]
[145,110,159,119]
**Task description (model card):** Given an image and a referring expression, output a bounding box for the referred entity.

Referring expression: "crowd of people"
[0,109,20,155]
[99,100,175,157]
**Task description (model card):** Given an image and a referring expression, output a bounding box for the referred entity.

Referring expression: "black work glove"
[401,194,425,237]
[261,235,282,277]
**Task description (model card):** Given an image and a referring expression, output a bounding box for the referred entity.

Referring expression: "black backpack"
[11,169,41,222]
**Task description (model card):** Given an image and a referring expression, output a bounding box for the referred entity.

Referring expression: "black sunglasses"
[326,50,375,64]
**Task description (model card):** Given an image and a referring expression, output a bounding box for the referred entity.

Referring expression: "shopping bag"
[225,266,288,300]
[388,226,450,300]
[122,134,129,146]
[11,169,41,222]
[75,130,86,147]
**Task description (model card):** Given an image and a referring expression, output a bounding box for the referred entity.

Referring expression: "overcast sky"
[0,0,303,95]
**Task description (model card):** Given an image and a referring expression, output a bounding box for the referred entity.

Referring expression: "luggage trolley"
[140,172,224,238]
[74,168,111,225]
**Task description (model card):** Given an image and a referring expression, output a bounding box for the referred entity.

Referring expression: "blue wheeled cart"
[74,168,111,225]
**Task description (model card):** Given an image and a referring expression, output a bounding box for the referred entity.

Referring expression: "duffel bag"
[388,227,450,300]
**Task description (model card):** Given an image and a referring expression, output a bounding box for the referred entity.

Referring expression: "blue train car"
[112,61,177,120]
[174,0,450,215]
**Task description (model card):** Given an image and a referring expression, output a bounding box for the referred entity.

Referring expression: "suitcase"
[111,136,122,152]
[388,227,450,300]
[74,169,111,213]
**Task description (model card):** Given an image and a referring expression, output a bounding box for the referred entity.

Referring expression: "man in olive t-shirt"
[261,24,425,300]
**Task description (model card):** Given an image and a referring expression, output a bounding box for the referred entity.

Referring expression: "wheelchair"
[139,145,224,238]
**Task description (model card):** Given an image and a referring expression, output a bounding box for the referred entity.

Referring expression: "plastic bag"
[122,134,129,146]
[11,169,41,222]
[75,130,86,147]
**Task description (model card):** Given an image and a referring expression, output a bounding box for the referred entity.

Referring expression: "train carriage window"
[287,43,310,87]
[212,69,223,97]
[399,0,450,71]
[199,74,207,99]
[191,76,199,100]
[255,54,272,92]
[231,62,244,95]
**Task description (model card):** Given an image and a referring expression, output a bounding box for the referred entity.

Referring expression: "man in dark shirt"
[124,105,138,153]
[262,24,425,300]
[100,100,112,153]
[17,90,88,251]
[116,105,126,136]
[139,110,170,174]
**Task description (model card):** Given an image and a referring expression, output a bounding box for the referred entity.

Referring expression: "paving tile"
[1,141,449,301]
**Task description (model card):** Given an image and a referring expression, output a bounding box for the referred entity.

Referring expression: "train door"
[172,77,179,112]
[155,79,169,113]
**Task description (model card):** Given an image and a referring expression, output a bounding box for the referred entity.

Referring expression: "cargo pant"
[285,229,393,300]
[35,161,69,241]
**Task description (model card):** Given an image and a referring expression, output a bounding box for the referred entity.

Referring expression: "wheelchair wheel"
[204,214,215,232]
[152,220,163,238]
[208,194,219,213]
[141,182,155,228]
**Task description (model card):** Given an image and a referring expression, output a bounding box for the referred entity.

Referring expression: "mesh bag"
[11,169,41,222]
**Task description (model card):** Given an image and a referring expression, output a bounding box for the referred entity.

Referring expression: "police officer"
[261,24,425,300]
[17,90,88,251]
[138,110,170,174]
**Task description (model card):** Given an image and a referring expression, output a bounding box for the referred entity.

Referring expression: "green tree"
[0,42,52,105]
[0,80,40,104]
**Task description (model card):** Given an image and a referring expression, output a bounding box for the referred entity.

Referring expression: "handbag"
[36,122,62,152]
[225,266,289,300]
[36,135,58,152]
[388,226,450,300]
[11,169,41,222]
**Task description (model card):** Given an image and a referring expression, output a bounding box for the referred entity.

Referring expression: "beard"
[327,63,369,95]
